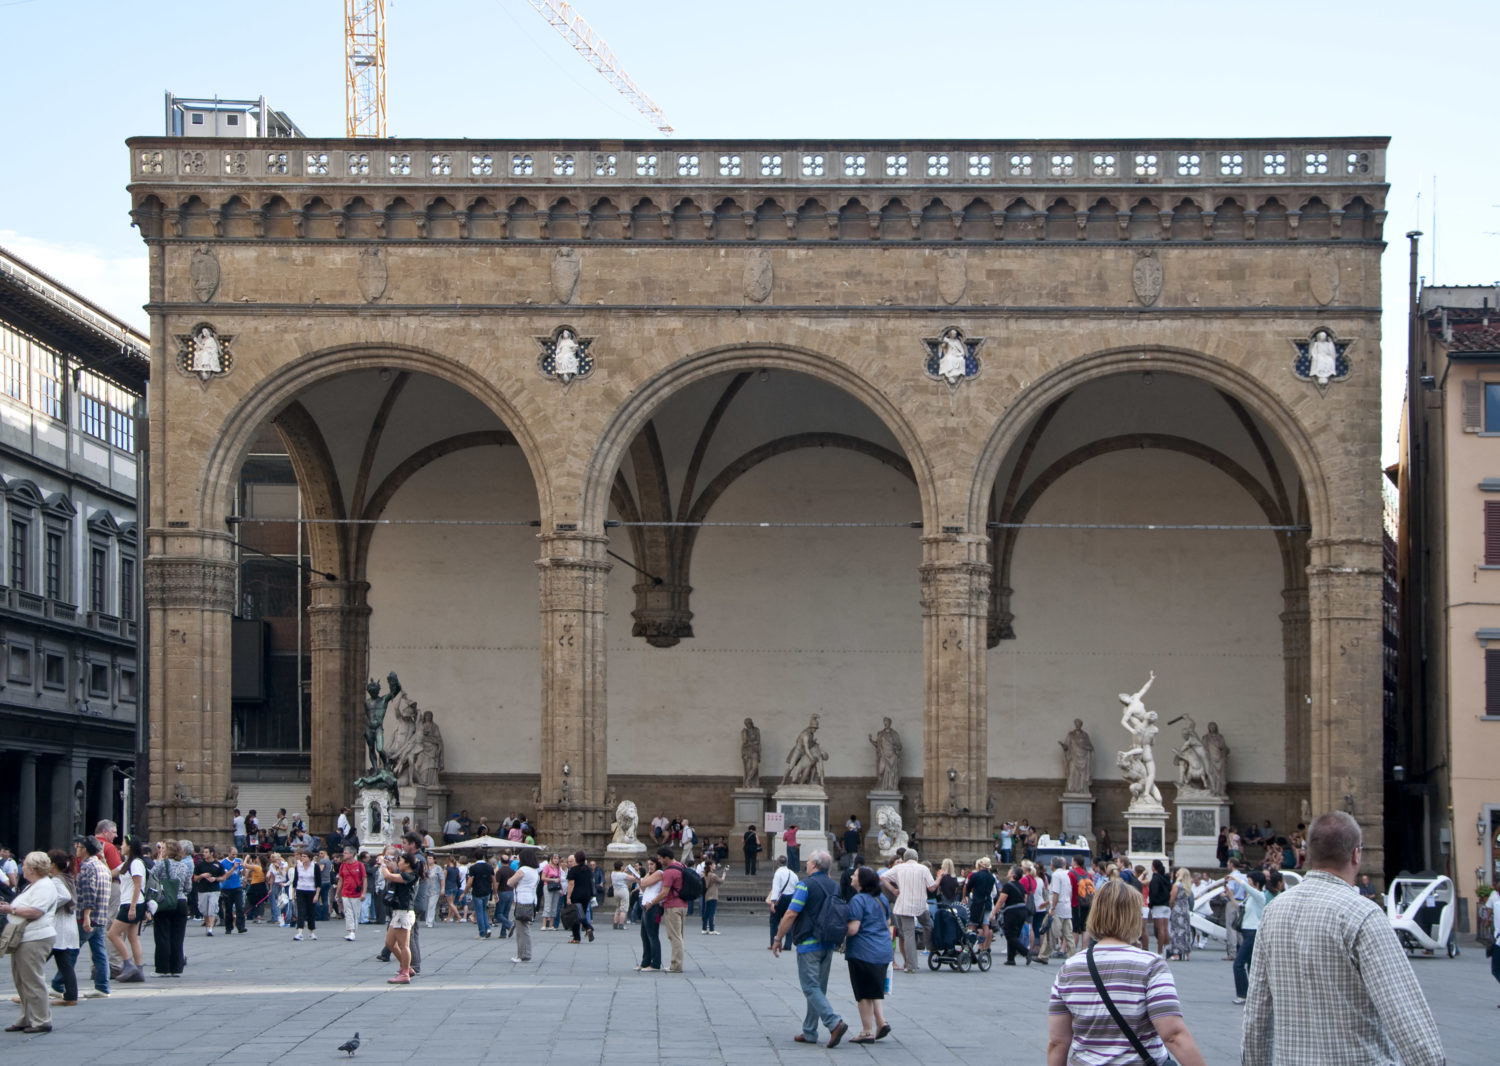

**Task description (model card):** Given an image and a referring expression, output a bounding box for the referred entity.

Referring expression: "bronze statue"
[362,672,402,774]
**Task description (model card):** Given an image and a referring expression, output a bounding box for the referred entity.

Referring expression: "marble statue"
[1117,672,1162,809]
[1203,721,1230,798]
[385,691,421,787]
[783,714,828,787]
[937,328,967,384]
[875,805,908,854]
[740,717,762,789]
[190,326,222,374]
[413,709,444,787]
[610,799,640,847]
[553,329,580,381]
[868,717,903,792]
[1308,330,1338,385]
[1059,718,1094,795]
[1171,716,1213,794]
[361,672,402,775]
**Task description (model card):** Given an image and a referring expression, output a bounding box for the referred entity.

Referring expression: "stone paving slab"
[1,916,1491,1063]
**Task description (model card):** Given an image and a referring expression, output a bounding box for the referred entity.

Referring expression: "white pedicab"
[1188,871,1303,948]
[1386,874,1459,957]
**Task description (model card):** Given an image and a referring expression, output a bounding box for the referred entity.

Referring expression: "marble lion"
[610,799,640,846]
[875,805,908,854]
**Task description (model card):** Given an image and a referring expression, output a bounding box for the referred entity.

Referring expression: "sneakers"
[345,934,356,941]
[82,990,109,999]
[293,932,304,941]
[1232,997,1247,1005]
[309,933,317,940]
[205,929,214,936]
[511,956,527,963]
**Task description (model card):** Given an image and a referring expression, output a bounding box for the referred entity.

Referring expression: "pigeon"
[337,1032,360,1057]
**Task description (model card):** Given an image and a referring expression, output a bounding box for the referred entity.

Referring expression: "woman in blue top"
[844,867,894,1044]
[1229,868,1267,1003]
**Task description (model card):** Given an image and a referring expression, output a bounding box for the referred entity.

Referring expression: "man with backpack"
[655,845,698,973]
[772,850,849,1048]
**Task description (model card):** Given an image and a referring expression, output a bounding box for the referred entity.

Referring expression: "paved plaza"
[2,915,1492,1064]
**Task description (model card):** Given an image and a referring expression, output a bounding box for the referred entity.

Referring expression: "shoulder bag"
[0,916,29,955]
[1085,943,1179,1066]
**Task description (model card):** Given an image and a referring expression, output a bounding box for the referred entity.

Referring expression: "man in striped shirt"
[1242,811,1443,1066]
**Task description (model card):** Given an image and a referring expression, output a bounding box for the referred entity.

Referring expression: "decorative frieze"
[143,556,236,612]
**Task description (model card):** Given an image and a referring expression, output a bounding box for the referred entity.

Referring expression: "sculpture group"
[353,671,446,803]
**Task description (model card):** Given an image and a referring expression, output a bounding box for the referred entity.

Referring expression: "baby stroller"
[928,902,991,972]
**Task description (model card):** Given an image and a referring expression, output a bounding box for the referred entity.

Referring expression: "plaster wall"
[989,448,1284,782]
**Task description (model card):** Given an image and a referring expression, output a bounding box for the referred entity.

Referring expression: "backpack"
[814,890,851,946]
[148,859,181,912]
[675,864,705,903]
[1075,871,1096,901]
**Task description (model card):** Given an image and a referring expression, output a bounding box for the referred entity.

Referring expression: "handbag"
[514,903,536,922]
[561,903,583,930]
[1085,944,1179,1066]
[0,916,29,955]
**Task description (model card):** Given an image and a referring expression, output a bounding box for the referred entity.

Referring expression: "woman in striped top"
[1047,879,1206,1066]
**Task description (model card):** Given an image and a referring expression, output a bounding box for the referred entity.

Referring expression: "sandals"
[851,1035,876,1044]
[876,1023,892,1040]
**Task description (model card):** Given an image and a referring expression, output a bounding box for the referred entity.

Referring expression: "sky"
[1,0,1495,464]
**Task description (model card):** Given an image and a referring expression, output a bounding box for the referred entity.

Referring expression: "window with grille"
[45,528,65,600]
[1487,648,1500,716]
[119,556,136,622]
[9,519,27,590]
[90,544,107,612]
[1,323,26,403]
[33,347,61,419]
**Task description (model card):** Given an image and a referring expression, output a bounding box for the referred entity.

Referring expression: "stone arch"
[1213,197,1246,240]
[879,198,913,240]
[631,198,665,240]
[130,195,167,239]
[198,344,553,541]
[220,196,256,239]
[795,198,830,240]
[966,346,1330,541]
[344,196,378,239]
[261,195,296,239]
[1127,198,1160,240]
[919,198,955,240]
[670,197,702,240]
[1044,199,1076,241]
[1001,197,1038,240]
[1298,196,1331,240]
[1171,197,1205,241]
[838,198,871,240]
[1340,195,1369,239]
[714,198,747,239]
[507,197,540,239]
[467,197,501,239]
[304,196,340,240]
[1085,198,1117,240]
[180,195,214,239]
[580,345,940,535]
[588,197,623,240]
[959,198,994,241]
[755,198,788,239]
[1256,197,1288,239]
[548,197,582,240]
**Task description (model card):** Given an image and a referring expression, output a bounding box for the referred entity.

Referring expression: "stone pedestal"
[865,789,903,857]
[605,840,648,862]
[357,786,397,848]
[731,788,768,833]
[1124,806,1169,866]
[772,783,830,861]
[1173,792,1229,867]
[1061,794,1095,839]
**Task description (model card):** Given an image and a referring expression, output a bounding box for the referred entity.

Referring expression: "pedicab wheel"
[1446,932,1458,958]
[955,948,973,973]
[976,948,992,972]
[928,951,943,971]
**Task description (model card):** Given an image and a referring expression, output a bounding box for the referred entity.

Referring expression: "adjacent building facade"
[0,247,149,852]
[1398,283,1500,911]
[127,136,1390,861]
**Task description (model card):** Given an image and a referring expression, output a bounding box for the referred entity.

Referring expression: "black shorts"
[847,957,887,1001]
[115,903,145,924]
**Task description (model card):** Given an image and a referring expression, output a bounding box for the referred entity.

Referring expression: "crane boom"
[345,0,387,137]
[524,0,674,134]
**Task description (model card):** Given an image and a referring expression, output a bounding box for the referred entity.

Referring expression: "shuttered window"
[1487,502,1500,564]
[1464,380,1484,432]
[1487,649,1500,716]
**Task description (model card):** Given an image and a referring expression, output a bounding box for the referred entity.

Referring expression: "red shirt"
[659,864,687,909]
[337,860,366,898]
[101,841,122,877]
[784,828,798,847]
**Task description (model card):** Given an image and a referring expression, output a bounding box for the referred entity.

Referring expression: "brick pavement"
[1,915,1492,1064]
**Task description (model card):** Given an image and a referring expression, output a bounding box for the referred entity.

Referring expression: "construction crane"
[344,0,673,139]
[345,0,386,138]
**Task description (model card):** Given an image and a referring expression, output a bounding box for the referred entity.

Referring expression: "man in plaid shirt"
[1242,811,1443,1066]
[68,835,111,998]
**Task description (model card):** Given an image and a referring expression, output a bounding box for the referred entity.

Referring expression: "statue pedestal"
[357,787,397,848]
[771,783,830,861]
[731,788,768,833]
[1060,794,1095,838]
[1124,805,1169,866]
[865,789,903,857]
[605,840,648,861]
[1173,792,1229,868]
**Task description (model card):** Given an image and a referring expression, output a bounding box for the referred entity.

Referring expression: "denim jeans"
[701,898,718,932]
[640,903,663,969]
[786,846,800,870]
[795,946,842,1039]
[1233,928,1257,998]
[475,896,491,936]
[494,891,514,936]
[84,923,109,993]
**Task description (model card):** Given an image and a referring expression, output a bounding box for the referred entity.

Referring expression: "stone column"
[144,530,237,849]
[536,532,612,851]
[95,761,117,829]
[306,579,371,830]
[1306,536,1384,872]
[17,753,37,853]
[918,534,993,858]
[1281,585,1310,785]
[48,755,77,846]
